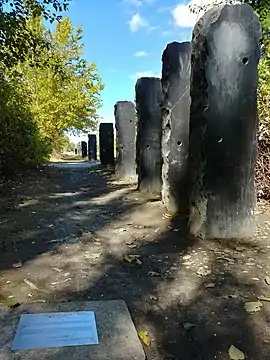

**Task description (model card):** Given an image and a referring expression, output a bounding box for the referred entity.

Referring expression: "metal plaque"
[11,311,99,350]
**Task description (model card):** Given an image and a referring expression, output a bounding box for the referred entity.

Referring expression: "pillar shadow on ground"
[43,216,270,360]
[0,166,139,271]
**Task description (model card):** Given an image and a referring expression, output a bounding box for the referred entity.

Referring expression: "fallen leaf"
[233,245,245,252]
[244,301,262,313]
[226,294,238,299]
[183,323,197,331]
[24,279,40,291]
[265,276,270,285]
[204,283,216,289]
[228,345,245,359]
[149,296,158,301]
[148,271,161,277]
[258,295,270,302]
[12,261,22,268]
[162,213,172,220]
[84,253,102,260]
[124,254,141,263]
[9,303,20,309]
[197,267,211,277]
[138,331,151,346]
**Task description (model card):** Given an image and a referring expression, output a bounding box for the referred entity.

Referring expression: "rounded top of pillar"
[192,3,261,41]
[135,76,161,90]
[114,100,135,107]
[114,101,135,115]
[162,41,191,59]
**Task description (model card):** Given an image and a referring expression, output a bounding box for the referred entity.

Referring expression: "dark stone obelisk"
[88,134,97,161]
[81,141,87,158]
[188,4,261,239]
[161,41,191,214]
[99,123,114,166]
[135,77,163,194]
[114,101,136,178]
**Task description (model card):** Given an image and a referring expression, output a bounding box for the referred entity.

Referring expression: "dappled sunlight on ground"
[1,165,270,359]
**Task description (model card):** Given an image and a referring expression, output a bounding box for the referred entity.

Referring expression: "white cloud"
[129,13,149,32]
[134,50,149,57]
[172,0,229,28]
[130,70,160,80]
[123,0,156,7]
[161,30,173,37]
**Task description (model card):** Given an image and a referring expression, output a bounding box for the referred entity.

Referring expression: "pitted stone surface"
[99,123,114,166]
[188,4,261,239]
[114,101,136,179]
[88,134,97,161]
[135,77,163,195]
[161,41,191,213]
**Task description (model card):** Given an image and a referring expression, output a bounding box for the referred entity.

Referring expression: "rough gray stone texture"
[88,134,97,161]
[188,4,261,239]
[0,300,145,360]
[99,123,114,166]
[135,77,163,195]
[161,41,191,214]
[114,101,136,179]
[81,141,87,158]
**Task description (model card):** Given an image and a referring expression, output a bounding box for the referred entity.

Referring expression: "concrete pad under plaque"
[0,300,146,360]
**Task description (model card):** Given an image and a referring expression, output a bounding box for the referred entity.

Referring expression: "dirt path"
[0,165,270,360]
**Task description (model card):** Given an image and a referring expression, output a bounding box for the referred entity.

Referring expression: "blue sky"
[63,0,203,136]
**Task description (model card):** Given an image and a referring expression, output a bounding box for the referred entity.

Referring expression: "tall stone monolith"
[99,123,114,166]
[135,77,163,194]
[161,41,191,214]
[114,101,136,179]
[88,134,97,161]
[188,4,261,239]
[81,141,87,158]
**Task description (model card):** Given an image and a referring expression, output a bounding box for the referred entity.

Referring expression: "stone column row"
[99,3,260,240]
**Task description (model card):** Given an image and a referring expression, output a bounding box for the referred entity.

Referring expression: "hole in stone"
[146,145,150,149]
[203,106,209,113]
[166,122,171,130]
[242,57,249,65]
[130,119,133,123]
[217,137,223,143]
[177,140,182,147]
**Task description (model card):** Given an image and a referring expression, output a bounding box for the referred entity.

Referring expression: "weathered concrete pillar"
[188,4,261,239]
[135,77,163,194]
[99,123,114,166]
[114,101,136,178]
[88,134,97,161]
[161,41,191,214]
[81,141,87,158]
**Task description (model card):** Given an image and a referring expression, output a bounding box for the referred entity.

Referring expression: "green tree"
[0,0,70,66]
[19,16,104,147]
[0,64,50,176]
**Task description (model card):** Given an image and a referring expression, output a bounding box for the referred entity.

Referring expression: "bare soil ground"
[0,165,270,360]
